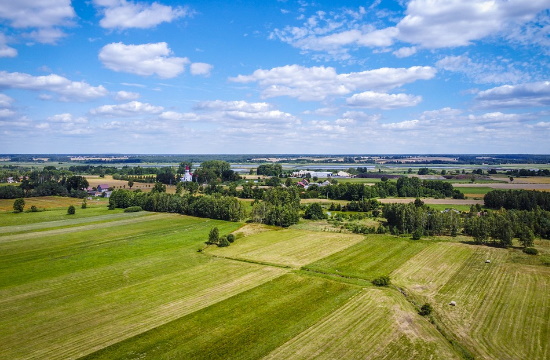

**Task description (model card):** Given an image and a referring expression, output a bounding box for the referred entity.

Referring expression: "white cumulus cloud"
[230,65,436,101]
[115,90,140,101]
[91,101,164,117]
[190,62,213,76]
[475,81,550,108]
[94,0,191,29]
[0,33,17,57]
[0,0,75,44]
[347,91,422,109]
[396,0,550,48]
[0,71,108,101]
[99,42,189,78]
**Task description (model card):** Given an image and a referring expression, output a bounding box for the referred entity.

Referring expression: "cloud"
[190,62,213,76]
[271,1,550,59]
[397,0,550,49]
[230,65,436,101]
[0,33,16,57]
[115,90,140,101]
[475,81,550,108]
[347,91,422,109]
[0,93,14,107]
[194,100,272,112]
[0,0,75,44]
[0,71,108,101]
[381,119,420,129]
[393,46,417,58]
[436,55,529,84]
[26,28,67,45]
[99,42,188,78]
[159,111,200,121]
[94,0,191,29]
[47,113,88,124]
[91,101,164,117]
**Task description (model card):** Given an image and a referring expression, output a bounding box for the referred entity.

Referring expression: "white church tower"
[181,166,193,182]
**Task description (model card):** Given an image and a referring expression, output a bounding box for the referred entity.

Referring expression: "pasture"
[0,206,548,359]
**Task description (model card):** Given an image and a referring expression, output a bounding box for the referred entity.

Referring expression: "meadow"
[0,202,548,359]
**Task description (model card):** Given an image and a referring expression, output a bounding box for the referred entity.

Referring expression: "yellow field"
[0,196,87,211]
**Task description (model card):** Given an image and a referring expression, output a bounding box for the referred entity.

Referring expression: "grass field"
[0,196,100,211]
[1,204,549,359]
[206,228,365,268]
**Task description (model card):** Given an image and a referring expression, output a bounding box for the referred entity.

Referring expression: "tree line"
[484,189,550,211]
[108,189,246,222]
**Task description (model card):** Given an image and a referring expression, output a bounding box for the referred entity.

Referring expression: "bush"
[523,247,539,255]
[67,205,76,215]
[124,206,143,212]
[372,275,391,287]
[419,303,433,316]
[412,228,423,240]
[208,227,219,245]
[227,233,235,243]
[30,205,38,212]
[217,236,230,247]
[13,198,25,212]
[81,199,87,209]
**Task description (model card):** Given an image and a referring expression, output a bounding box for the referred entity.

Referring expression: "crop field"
[0,196,94,211]
[263,288,460,360]
[206,228,365,268]
[303,235,431,280]
[1,205,549,360]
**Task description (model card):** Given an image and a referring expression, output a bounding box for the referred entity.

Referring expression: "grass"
[0,205,125,228]
[304,235,431,280]
[81,274,360,360]
[205,228,365,268]
[0,196,102,211]
[0,214,266,360]
[434,247,550,360]
[1,202,549,360]
[263,288,461,360]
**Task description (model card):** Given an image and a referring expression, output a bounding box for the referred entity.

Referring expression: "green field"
[1,206,548,359]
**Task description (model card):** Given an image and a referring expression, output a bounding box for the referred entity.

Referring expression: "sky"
[0,0,549,154]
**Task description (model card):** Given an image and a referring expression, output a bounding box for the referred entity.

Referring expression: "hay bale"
[449,301,456,306]
[485,259,491,263]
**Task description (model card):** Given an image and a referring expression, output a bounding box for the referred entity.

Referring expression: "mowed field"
[1,206,549,359]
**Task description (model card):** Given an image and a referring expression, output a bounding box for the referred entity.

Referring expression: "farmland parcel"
[0,207,548,359]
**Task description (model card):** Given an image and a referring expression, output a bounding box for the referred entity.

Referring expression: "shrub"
[217,236,230,247]
[124,206,143,213]
[372,275,391,287]
[81,199,87,209]
[419,303,433,316]
[13,198,25,212]
[227,233,235,243]
[523,247,539,255]
[412,228,423,240]
[208,227,219,245]
[30,205,38,212]
[67,205,76,215]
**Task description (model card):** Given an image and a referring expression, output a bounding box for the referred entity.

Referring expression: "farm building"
[292,170,333,178]
[96,184,111,192]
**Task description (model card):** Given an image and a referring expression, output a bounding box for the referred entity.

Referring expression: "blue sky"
[0,0,549,154]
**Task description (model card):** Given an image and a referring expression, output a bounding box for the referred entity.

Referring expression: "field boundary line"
[204,252,294,269]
